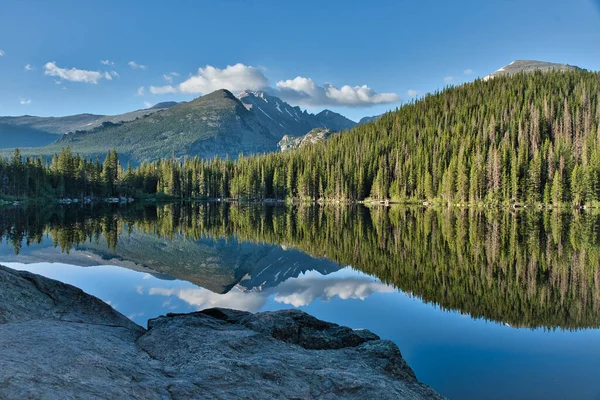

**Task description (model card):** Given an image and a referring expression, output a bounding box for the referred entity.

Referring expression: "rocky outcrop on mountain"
[0,264,444,399]
[278,128,333,151]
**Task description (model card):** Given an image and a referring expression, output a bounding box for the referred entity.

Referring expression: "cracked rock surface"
[0,265,444,399]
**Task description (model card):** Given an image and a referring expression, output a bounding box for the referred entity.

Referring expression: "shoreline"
[2,195,597,212]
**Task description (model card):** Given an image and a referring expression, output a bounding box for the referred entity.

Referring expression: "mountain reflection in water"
[3,202,600,400]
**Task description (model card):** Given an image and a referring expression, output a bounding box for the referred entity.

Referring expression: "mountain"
[483,60,582,80]
[0,102,177,149]
[314,109,356,131]
[278,128,333,151]
[3,90,356,164]
[358,114,383,125]
[149,101,180,110]
[236,91,355,136]
[47,89,276,164]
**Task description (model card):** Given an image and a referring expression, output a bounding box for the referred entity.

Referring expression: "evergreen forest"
[2,70,600,207]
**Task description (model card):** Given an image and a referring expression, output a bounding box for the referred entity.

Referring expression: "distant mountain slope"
[0,102,177,135]
[483,60,582,80]
[149,101,180,110]
[0,123,58,148]
[314,109,356,131]
[358,114,383,125]
[0,102,178,150]
[237,91,356,136]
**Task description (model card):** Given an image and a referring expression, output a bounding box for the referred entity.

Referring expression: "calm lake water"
[1,202,600,400]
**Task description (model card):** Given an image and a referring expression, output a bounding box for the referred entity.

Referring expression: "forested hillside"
[2,69,600,206]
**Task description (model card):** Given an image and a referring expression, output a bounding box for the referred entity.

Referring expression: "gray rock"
[278,128,333,151]
[0,265,444,399]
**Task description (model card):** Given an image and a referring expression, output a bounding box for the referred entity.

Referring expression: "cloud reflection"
[149,286,268,312]
[273,277,394,307]
[148,269,394,312]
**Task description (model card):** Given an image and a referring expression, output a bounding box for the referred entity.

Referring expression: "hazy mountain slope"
[149,102,180,110]
[358,114,383,125]
[314,109,356,130]
[0,123,58,148]
[483,60,582,80]
[0,102,178,150]
[0,103,177,135]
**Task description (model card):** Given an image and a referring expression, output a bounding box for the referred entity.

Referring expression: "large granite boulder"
[0,265,444,399]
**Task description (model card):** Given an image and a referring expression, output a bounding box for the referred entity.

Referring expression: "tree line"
[2,69,600,206]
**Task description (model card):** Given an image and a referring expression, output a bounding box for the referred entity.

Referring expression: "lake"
[1,202,599,400]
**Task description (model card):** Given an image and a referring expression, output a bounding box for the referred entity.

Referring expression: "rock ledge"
[0,265,444,399]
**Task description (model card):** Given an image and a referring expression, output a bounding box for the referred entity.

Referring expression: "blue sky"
[0,0,599,122]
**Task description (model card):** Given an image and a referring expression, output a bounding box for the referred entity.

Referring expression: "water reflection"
[3,203,600,400]
[1,202,600,329]
[149,270,393,311]
[4,261,390,325]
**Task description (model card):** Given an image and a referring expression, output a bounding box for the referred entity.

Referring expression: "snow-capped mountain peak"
[235,91,356,137]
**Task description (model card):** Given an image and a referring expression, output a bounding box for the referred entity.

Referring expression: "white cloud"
[142,62,399,108]
[444,76,454,83]
[137,86,145,96]
[44,62,108,84]
[24,64,34,71]
[19,98,31,105]
[109,71,119,78]
[276,77,399,107]
[143,101,153,108]
[128,61,147,70]
[178,63,269,94]
[406,89,418,97]
[149,85,177,94]
[101,60,115,66]
[272,276,394,307]
[103,72,112,80]
[464,69,474,75]
[0,49,4,56]
[149,287,267,313]
[163,72,180,83]
[148,268,393,312]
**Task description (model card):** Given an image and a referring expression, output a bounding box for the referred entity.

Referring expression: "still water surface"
[1,203,599,400]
